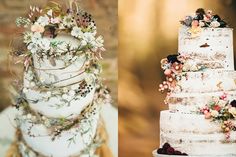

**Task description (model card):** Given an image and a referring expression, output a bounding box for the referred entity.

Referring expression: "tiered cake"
[156,9,236,156]
[11,1,111,157]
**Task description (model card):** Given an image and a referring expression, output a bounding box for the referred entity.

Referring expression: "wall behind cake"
[119,0,236,156]
[0,0,117,112]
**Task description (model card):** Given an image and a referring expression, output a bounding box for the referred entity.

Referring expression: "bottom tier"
[160,110,236,156]
[17,106,100,157]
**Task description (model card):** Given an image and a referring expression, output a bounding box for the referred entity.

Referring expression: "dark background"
[119,0,236,156]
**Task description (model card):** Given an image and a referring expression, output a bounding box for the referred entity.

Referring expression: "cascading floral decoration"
[199,93,236,140]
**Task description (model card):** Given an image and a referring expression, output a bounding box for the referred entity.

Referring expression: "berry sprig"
[199,93,236,141]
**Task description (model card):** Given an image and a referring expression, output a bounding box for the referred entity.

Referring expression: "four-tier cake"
[10,1,111,157]
[156,8,236,156]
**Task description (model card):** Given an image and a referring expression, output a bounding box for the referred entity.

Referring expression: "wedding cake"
[155,9,236,156]
[10,1,111,157]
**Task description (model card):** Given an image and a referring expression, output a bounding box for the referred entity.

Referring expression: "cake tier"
[18,141,95,157]
[17,106,100,157]
[23,68,96,119]
[167,91,236,113]
[174,70,236,93]
[178,27,234,70]
[160,110,236,156]
[32,35,87,87]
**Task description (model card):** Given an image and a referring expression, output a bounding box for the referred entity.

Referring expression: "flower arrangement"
[15,1,105,61]
[199,93,236,140]
[158,54,205,92]
[158,54,183,92]
[180,8,228,38]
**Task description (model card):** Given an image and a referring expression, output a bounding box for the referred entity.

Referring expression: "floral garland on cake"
[199,93,236,140]
[180,8,228,38]
[13,1,105,69]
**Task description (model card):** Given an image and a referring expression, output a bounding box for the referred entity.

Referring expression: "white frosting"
[168,91,236,113]
[19,108,100,157]
[23,87,96,119]
[174,70,236,93]
[32,35,87,87]
[160,111,236,156]
[23,70,96,119]
[178,27,234,70]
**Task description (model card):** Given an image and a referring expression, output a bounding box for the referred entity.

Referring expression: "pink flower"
[51,17,61,24]
[191,20,199,28]
[213,105,221,112]
[31,24,45,33]
[220,93,227,100]
[204,112,211,119]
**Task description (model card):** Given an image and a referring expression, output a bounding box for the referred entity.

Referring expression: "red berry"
[181,153,188,156]
[167,147,175,155]
[174,151,182,155]
[157,148,165,154]
[162,143,171,150]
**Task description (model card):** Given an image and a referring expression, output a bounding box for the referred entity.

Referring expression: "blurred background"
[0,0,117,112]
[119,0,236,156]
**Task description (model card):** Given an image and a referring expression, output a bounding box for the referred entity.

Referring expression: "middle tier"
[23,67,96,119]
[173,70,236,93]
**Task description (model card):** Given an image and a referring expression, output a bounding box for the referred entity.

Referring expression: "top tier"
[178,27,234,70]
[178,8,234,71]
[14,2,105,87]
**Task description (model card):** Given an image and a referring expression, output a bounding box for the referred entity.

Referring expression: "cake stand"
[152,149,236,157]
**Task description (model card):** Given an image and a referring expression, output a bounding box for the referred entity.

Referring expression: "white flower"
[85,76,94,84]
[63,87,68,93]
[22,88,29,93]
[46,91,52,97]
[199,21,205,27]
[27,114,32,119]
[31,32,42,44]
[39,77,45,82]
[69,90,76,96]
[80,32,96,47]
[62,15,75,28]
[80,40,87,47]
[47,9,53,16]
[229,107,236,118]
[39,38,51,51]
[71,26,83,38]
[211,110,219,117]
[95,36,104,47]
[71,85,78,90]
[30,82,36,87]
[23,32,33,44]
[36,16,49,26]
[62,94,68,100]
[210,21,220,28]
[27,43,39,54]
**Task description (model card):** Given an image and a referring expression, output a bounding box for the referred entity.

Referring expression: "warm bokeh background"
[0,0,117,112]
[119,0,236,156]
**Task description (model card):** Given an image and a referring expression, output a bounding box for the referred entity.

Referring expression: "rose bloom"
[31,24,45,33]
[191,20,199,28]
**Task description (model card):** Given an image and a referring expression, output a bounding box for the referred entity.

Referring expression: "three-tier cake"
[155,9,236,156]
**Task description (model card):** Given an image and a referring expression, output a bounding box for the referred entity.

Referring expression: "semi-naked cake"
[9,1,112,157]
[155,9,236,156]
